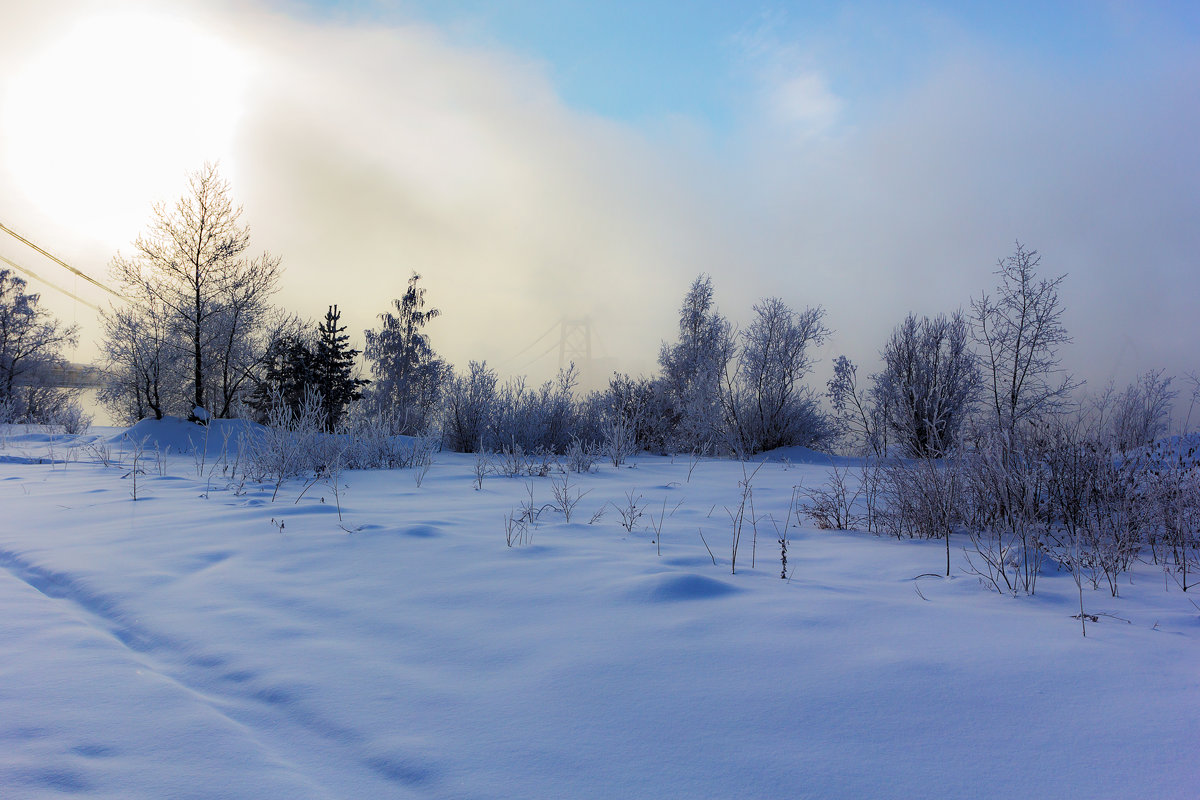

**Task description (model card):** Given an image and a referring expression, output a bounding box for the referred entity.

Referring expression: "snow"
[1,421,1198,799]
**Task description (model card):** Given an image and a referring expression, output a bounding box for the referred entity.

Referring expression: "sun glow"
[2,10,252,243]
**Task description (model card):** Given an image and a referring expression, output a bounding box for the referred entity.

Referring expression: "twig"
[698,527,716,565]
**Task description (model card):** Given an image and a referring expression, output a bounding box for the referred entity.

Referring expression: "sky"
[0,0,1198,401]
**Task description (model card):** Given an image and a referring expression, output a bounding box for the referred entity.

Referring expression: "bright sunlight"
[2,10,252,243]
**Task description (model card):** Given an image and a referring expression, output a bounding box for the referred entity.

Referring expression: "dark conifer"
[250,333,316,424]
[314,305,367,432]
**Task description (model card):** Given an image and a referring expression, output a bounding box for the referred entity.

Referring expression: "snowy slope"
[1,423,1197,799]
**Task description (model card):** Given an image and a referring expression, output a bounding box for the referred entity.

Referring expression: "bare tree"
[1096,369,1176,455]
[970,242,1076,433]
[827,355,885,456]
[873,312,980,458]
[108,163,281,418]
[99,299,181,422]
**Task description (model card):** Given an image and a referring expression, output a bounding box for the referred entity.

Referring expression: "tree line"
[1,165,1190,470]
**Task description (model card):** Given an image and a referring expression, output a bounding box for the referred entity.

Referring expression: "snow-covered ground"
[1,421,1197,799]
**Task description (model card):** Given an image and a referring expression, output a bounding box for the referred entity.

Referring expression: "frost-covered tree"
[602,373,676,455]
[99,298,181,422]
[441,360,498,453]
[107,163,281,418]
[364,272,447,433]
[659,274,734,451]
[971,242,1075,433]
[872,312,980,458]
[722,297,832,455]
[827,355,886,457]
[1094,369,1176,455]
[0,269,79,422]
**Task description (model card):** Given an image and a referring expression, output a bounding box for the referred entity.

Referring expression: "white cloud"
[768,71,841,131]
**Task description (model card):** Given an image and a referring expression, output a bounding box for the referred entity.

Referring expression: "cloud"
[1,0,1196,401]
[768,72,842,131]
[223,7,721,381]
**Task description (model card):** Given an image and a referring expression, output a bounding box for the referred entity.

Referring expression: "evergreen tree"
[250,332,316,424]
[313,305,366,432]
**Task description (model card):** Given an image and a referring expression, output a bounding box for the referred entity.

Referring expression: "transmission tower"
[558,317,592,372]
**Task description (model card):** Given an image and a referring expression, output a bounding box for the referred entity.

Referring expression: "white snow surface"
[1,421,1198,799]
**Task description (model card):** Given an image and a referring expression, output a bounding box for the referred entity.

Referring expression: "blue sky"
[288,0,1199,130]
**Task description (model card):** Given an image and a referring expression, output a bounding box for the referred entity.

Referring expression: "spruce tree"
[314,305,367,432]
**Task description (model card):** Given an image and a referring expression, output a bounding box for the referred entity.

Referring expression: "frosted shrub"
[52,397,93,435]
[799,463,862,531]
[244,388,326,499]
[871,312,979,458]
[496,441,527,478]
[959,430,1046,594]
[603,374,677,455]
[441,361,497,453]
[495,440,557,478]
[0,396,17,425]
[341,409,410,469]
[878,454,964,578]
[565,436,599,473]
[550,471,590,523]
[613,489,646,534]
[490,367,580,455]
[1102,370,1175,456]
[827,355,885,457]
[658,274,731,453]
[1140,437,1200,591]
[601,410,638,468]
[531,366,579,454]
[1040,424,1144,598]
[409,433,437,487]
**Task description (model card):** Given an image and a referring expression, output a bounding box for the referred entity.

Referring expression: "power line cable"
[514,339,561,375]
[0,220,123,298]
[499,318,562,365]
[0,252,101,311]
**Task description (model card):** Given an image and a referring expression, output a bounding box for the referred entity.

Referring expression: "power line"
[500,318,562,366]
[514,339,562,375]
[0,252,101,311]
[0,220,123,299]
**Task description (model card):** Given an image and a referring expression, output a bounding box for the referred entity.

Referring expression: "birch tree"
[107,163,281,418]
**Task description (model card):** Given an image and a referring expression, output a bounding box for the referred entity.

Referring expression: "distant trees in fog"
[828,242,1072,459]
[0,268,80,424]
[89,166,1194,520]
[815,241,1200,606]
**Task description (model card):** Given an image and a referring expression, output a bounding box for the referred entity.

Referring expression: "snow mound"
[622,572,742,602]
[108,417,265,458]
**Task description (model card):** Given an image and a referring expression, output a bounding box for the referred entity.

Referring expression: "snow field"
[0,423,1198,799]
